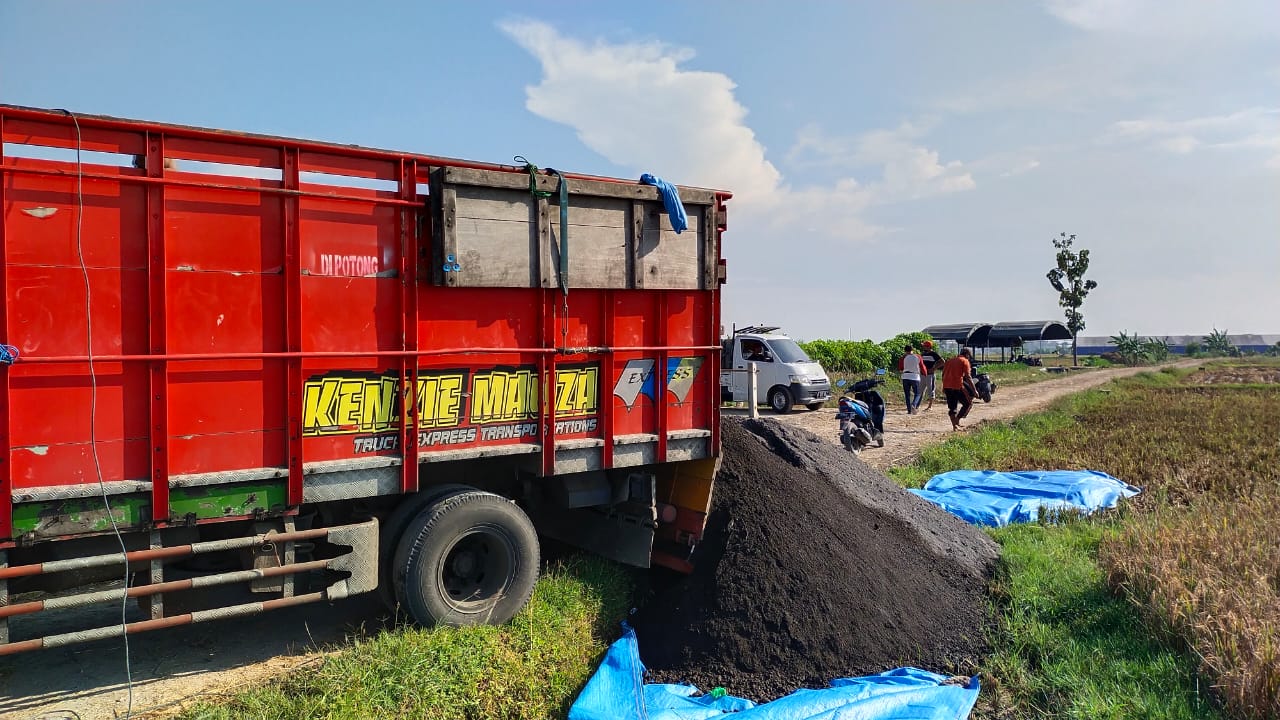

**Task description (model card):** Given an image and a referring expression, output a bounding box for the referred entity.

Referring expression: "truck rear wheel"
[378,484,471,611]
[391,490,539,627]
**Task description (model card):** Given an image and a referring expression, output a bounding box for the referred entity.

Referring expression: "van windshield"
[766,339,811,364]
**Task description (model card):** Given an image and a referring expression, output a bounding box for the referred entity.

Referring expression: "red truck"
[0,105,728,654]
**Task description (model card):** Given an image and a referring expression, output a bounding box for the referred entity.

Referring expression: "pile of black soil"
[631,417,1000,701]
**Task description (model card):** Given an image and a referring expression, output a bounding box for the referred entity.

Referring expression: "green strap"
[553,168,568,295]
[515,156,553,199]
[514,156,568,294]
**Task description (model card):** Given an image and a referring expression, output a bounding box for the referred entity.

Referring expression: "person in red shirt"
[941,347,977,430]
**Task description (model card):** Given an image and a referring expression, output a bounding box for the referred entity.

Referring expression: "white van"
[719,326,832,413]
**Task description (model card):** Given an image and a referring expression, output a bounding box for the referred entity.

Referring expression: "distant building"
[1075,334,1280,355]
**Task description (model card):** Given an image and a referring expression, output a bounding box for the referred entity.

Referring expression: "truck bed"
[0,105,728,545]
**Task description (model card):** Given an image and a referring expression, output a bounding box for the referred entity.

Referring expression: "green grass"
[180,555,632,720]
[977,519,1218,719]
[888,363,1280,718]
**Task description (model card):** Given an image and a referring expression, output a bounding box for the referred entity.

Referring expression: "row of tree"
[1108,331,1171,365]
[1109,328,1279,365]
[798,332,933,375]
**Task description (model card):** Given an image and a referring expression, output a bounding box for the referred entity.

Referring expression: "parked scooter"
[971,364,996,403]
[835,370,887,452]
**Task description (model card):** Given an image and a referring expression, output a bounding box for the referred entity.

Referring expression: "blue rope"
[0,344,18,365]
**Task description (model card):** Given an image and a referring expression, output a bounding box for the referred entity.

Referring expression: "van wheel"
[806,403,823,411]
[392,491,540,627]
[769,387,792,414]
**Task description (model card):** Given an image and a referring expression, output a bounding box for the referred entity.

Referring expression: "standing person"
[898,344,926,414]
[942,347,976,430]
[919,340,944,410]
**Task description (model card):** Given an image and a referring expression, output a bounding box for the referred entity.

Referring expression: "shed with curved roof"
[921,323,992,347]
[987,320,1072,347]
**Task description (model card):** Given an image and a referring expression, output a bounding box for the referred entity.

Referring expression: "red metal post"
[600,290,614,469]
[282,148,304,505]
[16,346,704,365]
[656,292,668,464]
[710,195,728,454]
[146,132,170,523]
[708,284,721,453]
[0,116,11,539]
[0,165,423,208]
[541,289,556,477]
[398,159,419,493]
[0,105,688,194]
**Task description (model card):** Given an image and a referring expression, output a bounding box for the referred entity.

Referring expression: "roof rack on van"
[734,325,782,335]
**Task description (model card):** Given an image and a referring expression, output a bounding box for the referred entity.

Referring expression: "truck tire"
[391,490,540,627]
[768,387,792,414]
[378,483,472,611]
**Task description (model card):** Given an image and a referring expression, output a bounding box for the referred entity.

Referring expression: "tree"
[1110,330,1145,365]
[1142,337,1171,363]
[1203,328,1238,357]
[1046,233,1098,366]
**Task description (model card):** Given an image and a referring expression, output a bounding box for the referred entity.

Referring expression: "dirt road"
[0,363,1189,719]
[727,362,1193,471]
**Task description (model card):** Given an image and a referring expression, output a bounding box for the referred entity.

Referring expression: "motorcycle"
[971,364,996,403]
[835,371,887,453]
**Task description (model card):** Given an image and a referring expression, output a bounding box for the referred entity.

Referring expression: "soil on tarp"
[631,417,1000,702]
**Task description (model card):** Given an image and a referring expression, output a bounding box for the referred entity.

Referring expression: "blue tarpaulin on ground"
[569,625,980,720]
[909,470,1141,527]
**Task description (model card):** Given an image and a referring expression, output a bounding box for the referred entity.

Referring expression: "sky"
[2,0,1277,341]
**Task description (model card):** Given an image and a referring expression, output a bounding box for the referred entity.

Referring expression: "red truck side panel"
[0,105,725,543]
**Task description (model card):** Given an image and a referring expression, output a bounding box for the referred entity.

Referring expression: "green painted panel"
[167,481,289,522]
[11,480,289,539]
[11,494,148,537]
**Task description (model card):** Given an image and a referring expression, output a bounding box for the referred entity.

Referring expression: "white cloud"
[965,150,1047,179]
[788,122,975,201]
[1106,108,1280,166]
[1158,136,1199,154]
[939,3,1278,114]
[1001,159,1041,177]
[499,18,780,205]
[500,19,972,247]
[1044,0,1280,39]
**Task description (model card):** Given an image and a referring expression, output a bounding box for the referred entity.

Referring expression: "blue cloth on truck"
[569,624,980,720]
[909,469,1141,527]
[640,173,688,234]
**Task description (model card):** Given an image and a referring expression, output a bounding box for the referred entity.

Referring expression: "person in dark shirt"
[919,340,944,410]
